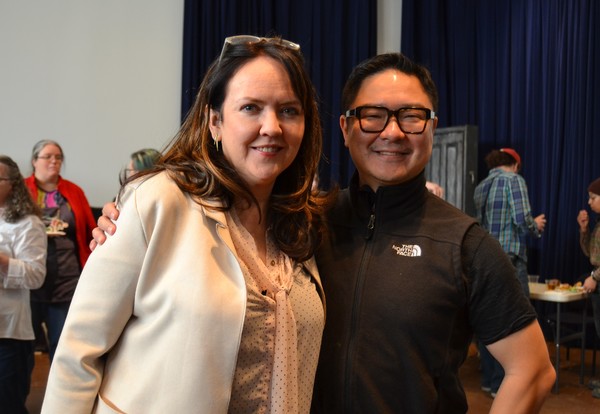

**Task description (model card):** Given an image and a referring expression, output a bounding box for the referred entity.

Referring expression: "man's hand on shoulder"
[89,202,120,251]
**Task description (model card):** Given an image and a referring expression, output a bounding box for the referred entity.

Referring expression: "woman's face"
[32,144,63,183]
[125,160,136,180]
[589,192,600,214]
[0,163,12,207]
[210,56,305,199]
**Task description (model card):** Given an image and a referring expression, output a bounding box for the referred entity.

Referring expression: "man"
[310,53,554,413]
[93,53,555,413]
[474,148,546,297]
[472,148,547,398]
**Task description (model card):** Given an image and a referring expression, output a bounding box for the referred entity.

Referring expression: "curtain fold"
[402,0,600,282]
[182,0,377,188]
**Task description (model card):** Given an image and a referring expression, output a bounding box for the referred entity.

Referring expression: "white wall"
[378,0,402,54]
[0,0,399,206]
[0,1,184,206]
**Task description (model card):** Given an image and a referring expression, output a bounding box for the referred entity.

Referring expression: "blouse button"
[270,260,276,266]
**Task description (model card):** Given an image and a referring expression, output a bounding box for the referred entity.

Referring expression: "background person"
[474,148,546,296]
[577,177,600,398]
[0,155,47,413]
[43,36,329,413]
[119,148,161,184]
[473,148,546,397]
[425,180,444,198]
[24,140,96,362]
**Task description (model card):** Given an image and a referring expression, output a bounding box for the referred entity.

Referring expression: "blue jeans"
[0,339,34,414]
[478,341,504,393]
[30,301,71,362]
[508,253,529,297]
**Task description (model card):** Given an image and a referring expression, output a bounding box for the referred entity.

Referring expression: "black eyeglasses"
[218,35,301,62]
[345,106,436,134]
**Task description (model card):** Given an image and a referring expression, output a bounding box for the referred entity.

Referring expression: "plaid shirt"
[474,167,541,259]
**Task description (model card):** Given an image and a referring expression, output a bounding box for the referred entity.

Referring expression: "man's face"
[340,69,438,191]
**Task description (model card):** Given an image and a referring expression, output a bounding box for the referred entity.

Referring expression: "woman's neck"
[36,175,59,192]
[235,201,269,264]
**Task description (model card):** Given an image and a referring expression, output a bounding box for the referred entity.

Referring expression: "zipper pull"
[366,213,375,239]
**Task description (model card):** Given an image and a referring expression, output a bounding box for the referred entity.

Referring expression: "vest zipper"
[366,211,375,240]
[345,204,376,410]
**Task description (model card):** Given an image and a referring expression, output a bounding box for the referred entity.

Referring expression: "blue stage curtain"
[182,0,377,188]
[402,0,600,282]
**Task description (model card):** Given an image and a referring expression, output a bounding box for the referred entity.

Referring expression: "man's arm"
[577,210,591,257]
[486,321,555,413]
[89,202,119,251]
[508,175,544,237]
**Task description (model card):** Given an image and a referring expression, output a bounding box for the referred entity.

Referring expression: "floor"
[27,343,600,413]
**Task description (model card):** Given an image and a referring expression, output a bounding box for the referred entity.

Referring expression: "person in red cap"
[473,147,547,397]
[578,177,600,397]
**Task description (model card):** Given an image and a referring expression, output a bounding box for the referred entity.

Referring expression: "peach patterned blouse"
[226,209,324,414]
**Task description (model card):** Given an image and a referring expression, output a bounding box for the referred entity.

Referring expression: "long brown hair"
[120,37,331,261]
[0,155,42,223]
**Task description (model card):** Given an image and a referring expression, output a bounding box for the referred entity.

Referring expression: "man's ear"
[339,115,350,148]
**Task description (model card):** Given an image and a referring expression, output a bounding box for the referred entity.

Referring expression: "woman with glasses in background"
[0,155,47,413]
[24,140,96,363]
[42,36,330,413]
[119,148,161,185]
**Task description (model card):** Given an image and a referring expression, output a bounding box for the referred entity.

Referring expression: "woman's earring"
[213,134,220,152]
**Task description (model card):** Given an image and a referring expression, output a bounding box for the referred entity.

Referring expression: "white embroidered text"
[392,244,422,257]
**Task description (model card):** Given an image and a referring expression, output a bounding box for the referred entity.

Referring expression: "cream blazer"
[41,172,323,414]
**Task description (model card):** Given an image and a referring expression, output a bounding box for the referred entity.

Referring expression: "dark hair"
[484,149,519,170]
[0,155,42,223]
[120,148,161,185]
[120,37,329,261]
[341,53,439,112]
[131,148,160,171]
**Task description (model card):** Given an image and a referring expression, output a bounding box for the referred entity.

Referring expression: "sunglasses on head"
[218,35,301,62]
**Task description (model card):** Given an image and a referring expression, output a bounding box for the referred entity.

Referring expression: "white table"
[529,282,588,393]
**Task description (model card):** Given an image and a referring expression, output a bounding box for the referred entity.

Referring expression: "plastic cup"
[528,275,540,284]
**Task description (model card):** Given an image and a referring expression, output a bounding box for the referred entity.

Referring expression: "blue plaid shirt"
[474,167,541,259]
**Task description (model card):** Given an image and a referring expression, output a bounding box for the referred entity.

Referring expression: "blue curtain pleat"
[181,0,376,188]
[402,0,600,283]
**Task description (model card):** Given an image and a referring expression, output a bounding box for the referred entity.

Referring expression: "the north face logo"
[392,244,422,257]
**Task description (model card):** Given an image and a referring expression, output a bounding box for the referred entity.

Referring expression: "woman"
[24,140,96,361]
[42,36,330,413]
[0,155,47,413]
[578,177,600,398]
[119,148,161,184]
